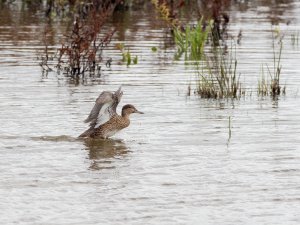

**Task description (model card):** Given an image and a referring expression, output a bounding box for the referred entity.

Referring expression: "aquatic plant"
[196,45,243,99]
[38,27,54,73]
[174,18,213,60]
[151,46,158,52]
[151,0,179,28]
[258,34,285,97]
[133,55,138,64]
[227,116,232,146]
[258,65,269,96]
[39,0,122,77]
[59,20,115,76]
[228,116,232,139]
[117,43,138,66]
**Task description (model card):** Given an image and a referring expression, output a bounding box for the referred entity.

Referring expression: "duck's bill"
[135,110,144,114]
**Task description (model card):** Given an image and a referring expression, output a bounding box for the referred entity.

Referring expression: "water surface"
[0,1,300,224]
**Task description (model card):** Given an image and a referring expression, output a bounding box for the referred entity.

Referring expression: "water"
[1,1,300,224]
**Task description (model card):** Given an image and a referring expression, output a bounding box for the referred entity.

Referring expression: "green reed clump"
[196,46,242,99]
[116,43,138,66]
[258,36,285,97]
[174,19,213,61]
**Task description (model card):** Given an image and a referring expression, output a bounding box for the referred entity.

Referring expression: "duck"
[79,87,143,139]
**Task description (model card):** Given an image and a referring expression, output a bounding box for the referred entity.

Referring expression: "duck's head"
[121,104,144,117]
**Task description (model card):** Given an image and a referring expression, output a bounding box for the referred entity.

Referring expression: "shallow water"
[1,1,300,224]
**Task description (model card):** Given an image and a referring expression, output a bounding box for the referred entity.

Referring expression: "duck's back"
[90,115,130,139]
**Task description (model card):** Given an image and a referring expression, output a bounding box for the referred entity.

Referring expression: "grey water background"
[0,1,300,224]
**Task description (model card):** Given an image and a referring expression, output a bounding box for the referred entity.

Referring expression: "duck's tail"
[78,127,94,138]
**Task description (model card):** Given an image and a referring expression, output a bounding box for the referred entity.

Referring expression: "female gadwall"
[79,87,143,139]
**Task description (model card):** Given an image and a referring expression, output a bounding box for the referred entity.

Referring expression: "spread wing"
[84,86,123,129]
[110,86,123,116]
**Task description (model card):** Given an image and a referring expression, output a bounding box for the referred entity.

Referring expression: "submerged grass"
[258,65,269,96]
[196,45,243,99]
[258,33,285,97]
[227,116,232,146]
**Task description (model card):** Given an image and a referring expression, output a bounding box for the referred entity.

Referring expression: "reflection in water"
[31,135,78,142]
[82,138,129,170]
[31,135,129,170]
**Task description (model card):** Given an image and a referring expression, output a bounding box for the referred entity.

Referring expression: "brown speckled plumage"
[90,114,130,139]
[79,87,143,139]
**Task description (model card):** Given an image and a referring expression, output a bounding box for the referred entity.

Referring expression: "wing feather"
[84,91,114,124]
[111,86,123,114]
[84,86,123,129]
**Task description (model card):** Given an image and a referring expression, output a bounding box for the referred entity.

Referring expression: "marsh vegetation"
[1,1,300,225]
[1,0,294,99]
[1,0,286,99]
[39,0,123,77]
[196,45,242,99]
[258,33,285,97]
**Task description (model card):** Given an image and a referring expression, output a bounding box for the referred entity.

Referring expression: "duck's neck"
[121,113,130,119]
